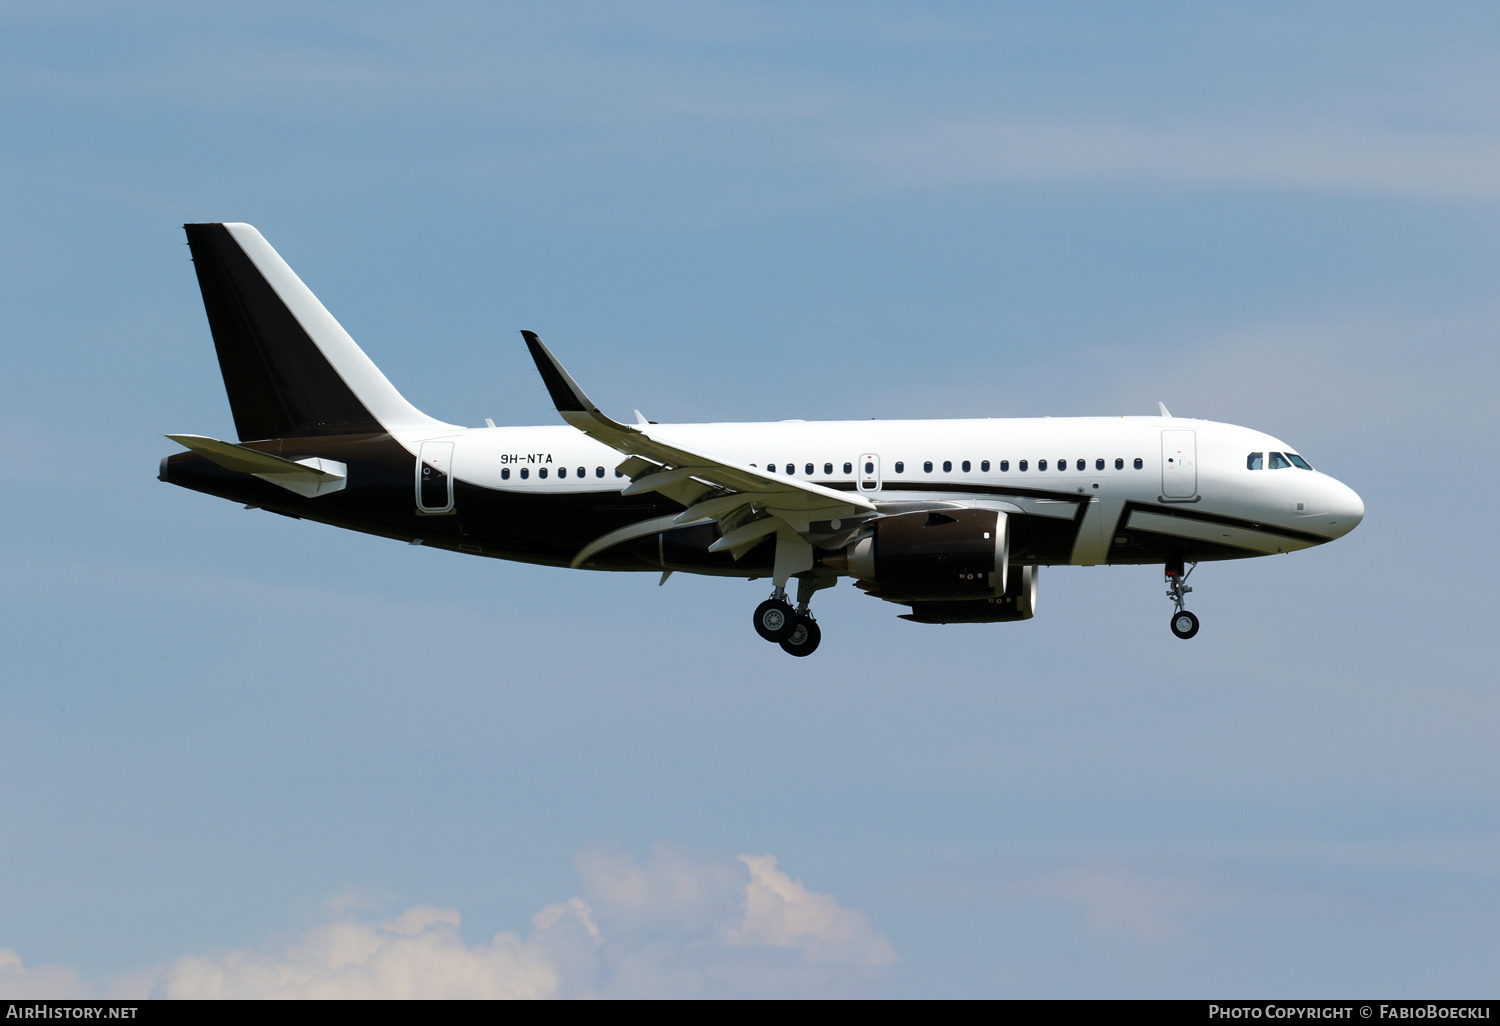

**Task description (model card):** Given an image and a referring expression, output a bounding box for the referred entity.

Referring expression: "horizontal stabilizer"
[166,434,347,498]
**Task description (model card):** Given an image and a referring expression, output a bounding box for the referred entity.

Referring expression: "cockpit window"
[1268,452,1292,470]
[1285,453,1313,470]
[1247,452,1263,470]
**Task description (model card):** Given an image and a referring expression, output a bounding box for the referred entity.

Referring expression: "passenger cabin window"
[805,463,814,475]
[1268,452,1292,470]
[785,464,794,475]
[501,467,510,480]
[558,467,567,478]
[596,467,605,478]
[895,462,905,473]
[520,468,529,479]
[1039,460,1047,471]
[615,469,624,478]
[997,460,1006,472]
[943,461,952,472]
[1115,458,1124,470]
[1247,452,1264,470]
[845,462,854,474]
[824,463,833,475]
[1133,458,1143,469]
[539,467,548,479]
[1019,460,1028,471]
[1286,453,1313,470]
[577,467,585,478]
[923,461,933,473]
[981,460,990,472]
[1057,459,1066,471]
[1077,459,1086,471]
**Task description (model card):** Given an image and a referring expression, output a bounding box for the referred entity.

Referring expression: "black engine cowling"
[843,508,1009,601]
[899,565,1039,623]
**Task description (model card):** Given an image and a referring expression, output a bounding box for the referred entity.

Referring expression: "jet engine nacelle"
[899,565,1039,624]
[844,508,1009,601]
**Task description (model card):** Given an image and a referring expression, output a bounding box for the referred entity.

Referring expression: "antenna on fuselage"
[1158,402,1173,418]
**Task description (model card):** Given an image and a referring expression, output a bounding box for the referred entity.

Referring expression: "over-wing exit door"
[858,453,881,492]
[1160,430,1198,500]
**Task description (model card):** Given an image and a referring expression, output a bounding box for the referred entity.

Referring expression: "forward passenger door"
[1160,430,1198,500]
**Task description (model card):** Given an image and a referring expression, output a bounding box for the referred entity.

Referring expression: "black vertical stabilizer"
[184,223,382,440]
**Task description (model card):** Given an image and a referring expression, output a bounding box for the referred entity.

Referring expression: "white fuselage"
[403,414,1364,566]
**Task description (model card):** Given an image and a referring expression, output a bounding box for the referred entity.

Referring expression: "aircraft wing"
[521,331,876,566]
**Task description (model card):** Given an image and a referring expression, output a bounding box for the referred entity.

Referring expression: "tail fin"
[184,223,442,440]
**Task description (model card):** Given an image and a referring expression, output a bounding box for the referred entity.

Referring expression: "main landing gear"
[753,592,797,642]
[752,577,832,657]
[1165,559,1200,639]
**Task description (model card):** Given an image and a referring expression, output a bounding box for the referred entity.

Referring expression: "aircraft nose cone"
[1324,479,1364,538]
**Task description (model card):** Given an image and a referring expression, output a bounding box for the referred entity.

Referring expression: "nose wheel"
[1165,560,1199,640]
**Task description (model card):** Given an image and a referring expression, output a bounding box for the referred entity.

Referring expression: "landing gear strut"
[1165,559,1199,639]
[752,576,832,655]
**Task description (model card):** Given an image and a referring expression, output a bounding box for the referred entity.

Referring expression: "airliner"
[160,223,1365,656]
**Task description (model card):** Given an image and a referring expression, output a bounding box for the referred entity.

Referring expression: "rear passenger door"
[416,440,455,514]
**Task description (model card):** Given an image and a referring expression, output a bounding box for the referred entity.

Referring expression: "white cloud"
[731,854,896,966]
[0,845,893,1000]
[571,842,895,997]
[573,841,749,936]
[156,903,576,999]
[0,948,89,1000]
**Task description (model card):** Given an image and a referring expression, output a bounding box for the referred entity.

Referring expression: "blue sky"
[2,1,1498,997]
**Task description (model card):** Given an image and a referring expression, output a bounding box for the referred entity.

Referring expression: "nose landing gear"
[1165,559,1199,639]
[1170,608,1200,639]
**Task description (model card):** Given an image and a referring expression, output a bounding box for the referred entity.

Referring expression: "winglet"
[521,331,640,440]
[521,330,595,414]
[1158,402,1173,418]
